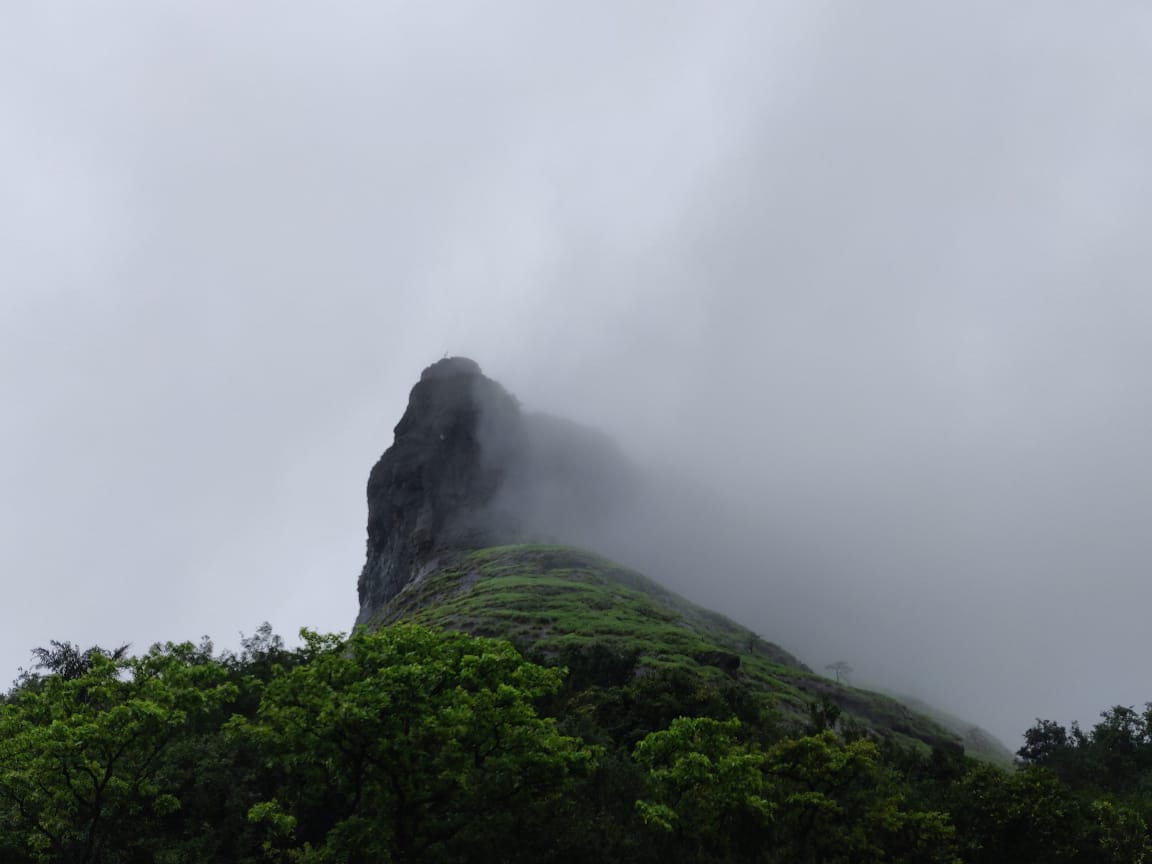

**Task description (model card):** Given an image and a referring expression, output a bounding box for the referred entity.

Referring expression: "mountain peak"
[351,360,984,754]
[356,358,633,625]
[356,359,521,622]
[418,355,484,381]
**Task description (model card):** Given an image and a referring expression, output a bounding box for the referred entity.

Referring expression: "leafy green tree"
[763,731,957,864]
[232,625,597,863]
[0,641,236,863]
[634,720,955,864]
[1018,718,1074,763]
[28,641,131,681]
[805,699,843,734]
[1086,706,1152,794]
[633,716,773,863]
[1087,799,1152,864]
[949,762,1084,864]
[1019,705,1152,798]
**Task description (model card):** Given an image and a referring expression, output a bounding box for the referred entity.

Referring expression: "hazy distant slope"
[892,694,1015,766]
[363,543,959,751]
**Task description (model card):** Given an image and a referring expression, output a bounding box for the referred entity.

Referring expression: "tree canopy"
[2,624,1151,862]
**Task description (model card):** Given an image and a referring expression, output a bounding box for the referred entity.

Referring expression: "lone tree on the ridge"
[825,660,853,685]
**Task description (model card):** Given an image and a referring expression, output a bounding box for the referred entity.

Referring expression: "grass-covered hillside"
[363,543,959,751]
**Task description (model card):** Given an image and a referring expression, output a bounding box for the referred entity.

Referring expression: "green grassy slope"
[364,544,959,751]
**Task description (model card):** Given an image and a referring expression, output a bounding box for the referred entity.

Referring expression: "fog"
[3,2,1151,744]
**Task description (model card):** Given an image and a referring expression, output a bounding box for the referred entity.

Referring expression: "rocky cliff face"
[355,357,635,625]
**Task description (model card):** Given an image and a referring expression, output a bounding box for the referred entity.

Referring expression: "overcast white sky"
[3,1,1151,744]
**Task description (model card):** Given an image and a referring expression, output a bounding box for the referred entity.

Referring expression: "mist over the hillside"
[3,2,1151,744]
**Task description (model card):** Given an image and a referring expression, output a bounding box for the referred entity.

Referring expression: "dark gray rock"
[356,358,519,622]
[355,358,638,625]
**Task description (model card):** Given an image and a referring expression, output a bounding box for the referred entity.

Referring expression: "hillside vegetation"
[6,621,1152,862]
[368,544,957,750]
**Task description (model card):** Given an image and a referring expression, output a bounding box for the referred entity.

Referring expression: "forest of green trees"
[1,624,1150,863]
